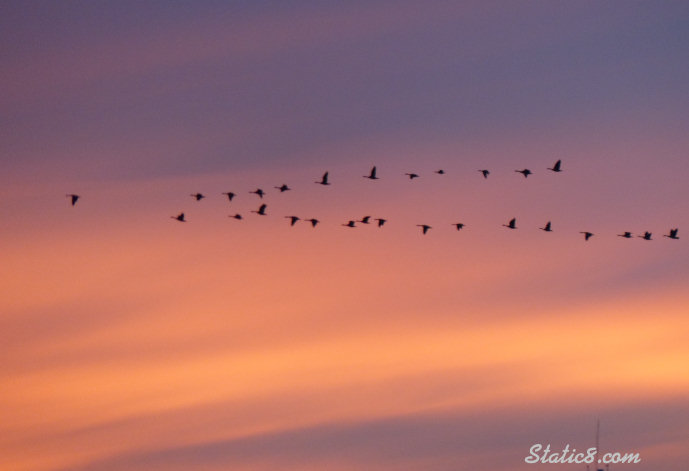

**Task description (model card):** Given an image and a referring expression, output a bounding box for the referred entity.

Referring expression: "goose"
[417,224,432,235]
[316,172,330,185]
[252,204,267,215]
[364,166,379,180]
[547,160,562,172]
[664,228,679,240]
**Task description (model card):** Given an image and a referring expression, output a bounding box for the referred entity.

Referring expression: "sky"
[2,1,689,470]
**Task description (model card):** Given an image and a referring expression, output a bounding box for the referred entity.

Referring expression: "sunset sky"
[2,1,689,470]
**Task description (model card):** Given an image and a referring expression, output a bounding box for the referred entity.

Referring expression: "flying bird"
[503,218,517,229]
[358,216,371,224]
[479,170,490,179]
[342,220,356,228]
[453,223,465,231]
[191,193,205,201]
[250,189,266,198]
[417,224,432,235]
[664,228,679,240]
[548,160,562,172]
[618,231,633,238]
[375,218,387,227]
[66,194,79,206]
[364,166,379,180]
[639,231,652,241]
[230,213,243,220]
[304,218,319,227]
[540,221,552,232]
[274,184,291,192]
[405,173,419,180]
[252,204,267,215]
[171,212,185,222]
[435,169,445,175]
[516,169,532,178]
[222,192,235,201]
[316,172,330,185]
[285,216,300,226]
[580,231,594,241]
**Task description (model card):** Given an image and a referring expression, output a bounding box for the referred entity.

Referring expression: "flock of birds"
[66,160,680,241]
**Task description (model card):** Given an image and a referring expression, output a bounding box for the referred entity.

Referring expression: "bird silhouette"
[342,220,356,228]
[417,224,432,235]
[316,172,330,185]
[252,204,267,215]
[250,189,265,198]
[364,166,379,180]
[516,169,532,178]
[540,221,552,232]
[479,170,490,179]
[285,216,300,226]
[548,160,562,172]
[580,231,594,241]
[639,231,652,241]
[358,216,371,224]
[222,192,236,202]
[405,173,419,180]
[191,193,205,201]
[375,218,387,227]
[618,231,633,238]
[664,228,679,240]
[304,218,319,227]
[503,218,517,229]
[453,223,465,231]
[435,169,445,175]
[230,213,243,220]
[171,212,185,222]
[66,194,79,206]
[274,184,291,192]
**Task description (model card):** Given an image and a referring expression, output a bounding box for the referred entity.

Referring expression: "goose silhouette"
[316,172,330,185]
[664,228,679,240]
[364,166,379,180]
[252,204,267,215]
[547,160,562,172]
[417,224,431,235]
